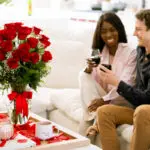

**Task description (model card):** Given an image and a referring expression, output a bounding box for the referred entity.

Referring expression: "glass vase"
[8,84,31,125]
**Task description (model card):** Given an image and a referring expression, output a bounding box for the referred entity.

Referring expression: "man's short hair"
[136,9,150,30]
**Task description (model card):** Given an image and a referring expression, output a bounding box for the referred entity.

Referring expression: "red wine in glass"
[91,55,101,65]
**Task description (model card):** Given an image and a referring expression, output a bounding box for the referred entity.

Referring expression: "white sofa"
[39,15,137,150]
[0,11,138,150]
[42,14,138,150]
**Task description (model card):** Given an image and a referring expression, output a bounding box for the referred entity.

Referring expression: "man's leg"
[130,105,150,150]
[97,105,134,150]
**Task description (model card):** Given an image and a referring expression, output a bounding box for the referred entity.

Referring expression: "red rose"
[42,51,52,62]
[3,29,16,40]
[18,26,32,40]
[12,50,20,60]
[0,29,5,40]
[33,26,42,35]
[13,49,30,62]
[41,40,51,48]
[30,52,39,64]
[0,35,2,41]
[4,23,15,29]
[19,50,30,62]
[40,34,49,41]
[27,37,38,48]
[4,22,23,31]
[18,43,30,52]
[1,40,13,52]
[14,22,23,30]
[0,52,5,61]
[39,34,51,48]
[7,58,19,69]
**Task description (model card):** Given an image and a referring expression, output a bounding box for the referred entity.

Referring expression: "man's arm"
[117,79,150,106]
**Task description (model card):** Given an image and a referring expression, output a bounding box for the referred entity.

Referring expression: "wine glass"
[90,49,101,65]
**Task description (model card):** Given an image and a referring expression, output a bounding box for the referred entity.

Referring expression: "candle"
[0,121,14,140]
[35,121,53,140]
[28,0,32,16]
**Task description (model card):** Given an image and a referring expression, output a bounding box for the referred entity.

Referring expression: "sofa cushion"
[42,40,90,88]
[121,125,133,143]
[31,87,54,114]
[117,124,132,136]
[50,88,83,122]
[50,109,79,132]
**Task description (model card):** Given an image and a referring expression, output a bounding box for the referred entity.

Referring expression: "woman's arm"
[101,49,137,101]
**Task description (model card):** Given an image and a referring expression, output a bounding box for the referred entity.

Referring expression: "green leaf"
[0,0,11,5]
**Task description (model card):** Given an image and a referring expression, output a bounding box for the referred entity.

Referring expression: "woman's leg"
[78,71,106,135]
[97,105,134,150]
[78,70,106,121]
[130,105,150,150]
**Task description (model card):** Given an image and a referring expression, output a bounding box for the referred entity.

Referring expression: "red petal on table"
[28,123,35,133]
[59,135,70,140]
[31,137,41,145]
[0,140,7,147]
[48,138,62,143]
[10,132,17,140]
[47,133,70,143]
[0,114,8,119]
[17,139,28,143]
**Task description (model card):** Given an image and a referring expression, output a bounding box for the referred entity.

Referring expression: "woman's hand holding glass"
[85,49,101,73]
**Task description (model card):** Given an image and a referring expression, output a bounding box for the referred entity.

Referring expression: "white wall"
[7,0,150,13]
[145,0,150,8]
[122,0,142,10]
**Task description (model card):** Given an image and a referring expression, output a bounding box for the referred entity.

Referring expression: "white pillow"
[121,125,133,143]
[117,124,132,136]
[50,88,83,122]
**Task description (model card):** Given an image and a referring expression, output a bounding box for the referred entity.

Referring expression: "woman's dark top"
[117,46,150,107]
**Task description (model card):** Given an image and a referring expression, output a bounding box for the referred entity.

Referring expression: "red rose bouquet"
[0,22,52,91]
[0,22,52,124]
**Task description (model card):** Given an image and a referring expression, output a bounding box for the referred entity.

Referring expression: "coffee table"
[30,113,102,150]
[0,112,101,150]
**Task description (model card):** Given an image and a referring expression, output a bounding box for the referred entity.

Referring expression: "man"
[90,9,150,150]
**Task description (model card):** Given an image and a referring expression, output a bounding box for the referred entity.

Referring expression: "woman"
[78,12,137,137]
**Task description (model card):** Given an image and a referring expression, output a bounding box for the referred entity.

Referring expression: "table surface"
[31,113,102,150]
[0,112,101,150]
[30,113,102,150]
